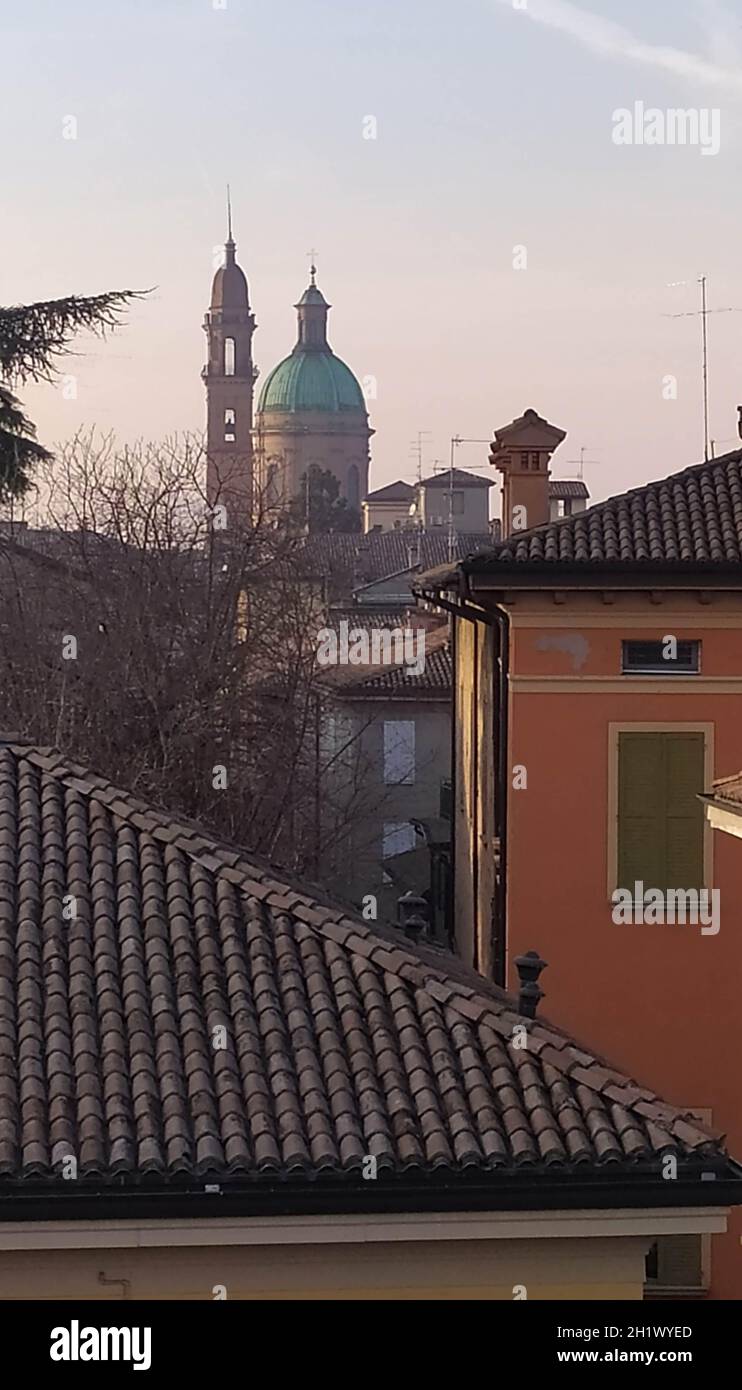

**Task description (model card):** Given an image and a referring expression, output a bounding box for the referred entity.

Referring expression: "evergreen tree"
[0,290,141,503]
[290,465,361,534]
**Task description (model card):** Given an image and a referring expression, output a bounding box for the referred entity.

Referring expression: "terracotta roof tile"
[428,448,742,575]
[0,741,736,1199]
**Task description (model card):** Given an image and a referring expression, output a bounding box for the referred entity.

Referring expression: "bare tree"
[0,431,387,886]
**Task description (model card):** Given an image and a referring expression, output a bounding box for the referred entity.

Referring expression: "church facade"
[203,225,372,524]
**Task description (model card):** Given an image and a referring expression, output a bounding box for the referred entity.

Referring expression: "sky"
[3,0,742,513]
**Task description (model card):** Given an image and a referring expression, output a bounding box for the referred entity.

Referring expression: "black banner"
[1,1299,734,1378]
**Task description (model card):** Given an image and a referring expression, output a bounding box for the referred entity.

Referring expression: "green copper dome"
[258,349,366,414]
[257,272,366,415]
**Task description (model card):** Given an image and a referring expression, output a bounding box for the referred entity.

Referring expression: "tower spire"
[227,184,234,244]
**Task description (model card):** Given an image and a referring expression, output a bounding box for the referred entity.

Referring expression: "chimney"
[490,408,566,538]
[514,949,548,1019]
[397,891,429,941]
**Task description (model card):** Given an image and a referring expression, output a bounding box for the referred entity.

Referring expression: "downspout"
[493,599,509,988]
[448,609,457,951]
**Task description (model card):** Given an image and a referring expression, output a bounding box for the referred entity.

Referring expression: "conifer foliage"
[0,290,141,502]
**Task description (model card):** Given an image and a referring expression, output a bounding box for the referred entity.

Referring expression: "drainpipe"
[448,609,457,950]
[491,598,510,988]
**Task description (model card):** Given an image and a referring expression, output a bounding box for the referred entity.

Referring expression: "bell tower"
[202,195,257,523]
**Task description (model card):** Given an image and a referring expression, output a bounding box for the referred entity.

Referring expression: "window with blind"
[617,732,705,891]
[645,1234,706,1297]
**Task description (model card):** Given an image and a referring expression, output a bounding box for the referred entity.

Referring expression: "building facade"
[420,416,742,1298]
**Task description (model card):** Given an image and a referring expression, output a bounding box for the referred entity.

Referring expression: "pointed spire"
[209,194,250,312]
[307,248,319,286]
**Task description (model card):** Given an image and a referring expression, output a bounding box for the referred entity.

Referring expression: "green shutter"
[618,734,666,889]
[617,732,704,891]
[665,734,705,889]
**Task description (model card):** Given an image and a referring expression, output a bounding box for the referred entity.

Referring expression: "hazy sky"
[3,0,742,512]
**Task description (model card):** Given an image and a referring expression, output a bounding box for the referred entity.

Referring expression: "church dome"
[258,349,366,414]
[257,270,367,416]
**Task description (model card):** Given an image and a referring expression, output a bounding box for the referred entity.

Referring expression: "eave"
[1,1162,741,1224]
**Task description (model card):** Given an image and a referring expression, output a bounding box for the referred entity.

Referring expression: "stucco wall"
[458,586,742,1297]
[419,485,489,533]
[0,1231,652,1301]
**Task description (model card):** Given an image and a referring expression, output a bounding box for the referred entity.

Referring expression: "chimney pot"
[514,949,548,1019]
[397,891,428,940]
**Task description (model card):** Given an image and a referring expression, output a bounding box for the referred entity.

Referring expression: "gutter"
[460,561,742,591]
[1,1165,741,1224]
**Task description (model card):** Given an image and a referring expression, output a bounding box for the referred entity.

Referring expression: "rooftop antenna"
[447,435,490,561]
[664,277,741,464]
[564,446,600,481]
[410,430,431,484]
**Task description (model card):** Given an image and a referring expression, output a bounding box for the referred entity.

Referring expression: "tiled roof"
[0,739,737,1205]
[328,607,414,630]
[548,480,590,499]
[420,468,492,490]
[358,644,450,695]
[300,529,492,586]
[364,481,415,503]
[455,449,742,572]
[356,643,451,694]
[320,627,452,697]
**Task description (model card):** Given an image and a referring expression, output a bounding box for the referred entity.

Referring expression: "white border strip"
[0,1208,728,1251]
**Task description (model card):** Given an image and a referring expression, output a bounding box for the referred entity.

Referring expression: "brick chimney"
[490,408,566,538]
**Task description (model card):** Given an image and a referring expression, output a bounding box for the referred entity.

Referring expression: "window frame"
[383,719,416,786]
[606,722,714,901]
[621,639,701,676]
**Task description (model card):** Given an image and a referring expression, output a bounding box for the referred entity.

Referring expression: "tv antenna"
[409,430,432,483]
[564,446,600,481]
[446,435,490,561]
[663,277,741,464]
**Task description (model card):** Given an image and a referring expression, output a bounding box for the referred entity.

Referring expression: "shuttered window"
[645,1234,705,1294]
[617,732,705,890]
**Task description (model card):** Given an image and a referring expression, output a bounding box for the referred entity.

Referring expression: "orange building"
[420,410,742,1298]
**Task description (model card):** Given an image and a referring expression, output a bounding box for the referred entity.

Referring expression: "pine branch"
[0,385,52,502]
[0,290,148,384]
